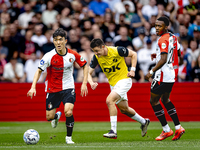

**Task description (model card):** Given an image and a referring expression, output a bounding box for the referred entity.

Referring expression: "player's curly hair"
[157,16,169,26]
[53,28,66,39]
[90,38,105,49]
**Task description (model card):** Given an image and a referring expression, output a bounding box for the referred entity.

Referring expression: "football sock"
[152,104,168,127]
[66,115,74,137]
[175,125,181,130]
[131,113,146,125]
[54,113,58,119]
[162,124,171,132]
[110,116,117,133]
[164,101,180,126]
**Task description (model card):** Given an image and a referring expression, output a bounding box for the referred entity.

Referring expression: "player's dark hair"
[53,28,66,39]
[157,16,169,26]
[90,38,105,49]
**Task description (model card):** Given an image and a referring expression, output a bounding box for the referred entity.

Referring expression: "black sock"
[66,115,74,137]
[54,114,58,119]
[152,104,167,126]
[164,101,180,126]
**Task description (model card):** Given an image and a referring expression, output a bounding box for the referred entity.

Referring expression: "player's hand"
[27,88,36,99]
[127,70,135,78]
[81,83,88,97]
[145,72,152,81]
[90,82,98,90]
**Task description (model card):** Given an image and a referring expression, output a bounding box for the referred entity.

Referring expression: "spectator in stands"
[21,52,46,83]
[1,57,24,83]
[0,12,11,36]
[59,7,71,29]
[7,0,21,23]
[77,40,97,82]
[18,3,35,30]
[42,0,58,28]
[42,30,55,55]
[141,0,158,20]
[31,24,47,48]
[189,40,200,67]
[103,21,116,41]
[130,2,149,38]
[2,28,18,62]
[137,38,156,76]
[183,0,198,23]
[81,20,93,40]
[0,38,8,79]
[132,28,147,51]
[191,55,200,82]
[188,13,200,37]
[67,29,82,52]
[179,24,193,42]
[115,26,133,48]
[88,0,110,16]
[178,57,187,82]
[20,30,41,64]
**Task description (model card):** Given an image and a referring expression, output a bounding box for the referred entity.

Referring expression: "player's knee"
[120,107,128,114]
[65,111,72,117]
[150,98,156,106]
[46,114,54,121]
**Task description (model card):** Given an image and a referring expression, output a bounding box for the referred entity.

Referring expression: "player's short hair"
[157,16,169,26]
[53,28,66,39]
[90,38,105,49]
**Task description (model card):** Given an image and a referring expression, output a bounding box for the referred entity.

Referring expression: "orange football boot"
[172,126,185,141]
[155,129,173,141]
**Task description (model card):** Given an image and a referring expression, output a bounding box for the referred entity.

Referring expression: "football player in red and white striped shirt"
[145,16,185,141]
[27,28,88,144]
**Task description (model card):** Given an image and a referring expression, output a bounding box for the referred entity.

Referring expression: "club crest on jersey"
[40,60,45,65]
[80,56,84,62]
[69,58,74,63]
[48,102,52,109]
[161,43,166,49]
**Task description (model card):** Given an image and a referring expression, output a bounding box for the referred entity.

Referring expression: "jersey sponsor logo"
[40,60,45,65]
[161,43,166,49]
[104,63,120,73]
[113,59,118,62]
[80,56,84,62]
[52,67,65,70]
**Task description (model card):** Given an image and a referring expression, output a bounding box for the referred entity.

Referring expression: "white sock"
[163,124,170,132]
[175,124,181,130]
[110,116,117,133]
[131,113,146,125]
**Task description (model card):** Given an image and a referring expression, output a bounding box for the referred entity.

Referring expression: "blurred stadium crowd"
[0,0,200,83]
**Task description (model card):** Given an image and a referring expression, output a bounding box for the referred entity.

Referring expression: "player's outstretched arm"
[27,69,42,99]
[88,66,98,90]
[127,49,137,78]
[81,64,88,97]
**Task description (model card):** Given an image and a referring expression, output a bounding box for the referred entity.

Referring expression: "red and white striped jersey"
[154,33,180,82]
[39,48,87,93]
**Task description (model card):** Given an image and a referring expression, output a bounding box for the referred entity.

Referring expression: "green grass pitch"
[0,121,200,150]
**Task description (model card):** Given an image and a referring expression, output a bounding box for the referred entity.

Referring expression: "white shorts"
[110,78,132,104]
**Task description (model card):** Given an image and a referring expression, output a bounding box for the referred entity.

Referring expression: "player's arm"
[27,68,43,99]
[117,46,137,78]
[145,53,167,80]
[88,55,98,90]
[81,64,89,97]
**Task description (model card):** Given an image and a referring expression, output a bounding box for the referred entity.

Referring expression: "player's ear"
[65,39,67,44]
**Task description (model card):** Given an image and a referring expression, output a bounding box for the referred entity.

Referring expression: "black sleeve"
[90,55,99,68]
[117,46,129,57]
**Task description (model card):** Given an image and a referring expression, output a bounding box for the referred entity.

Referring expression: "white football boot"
[66,136,75,144]
[51,111,62,128]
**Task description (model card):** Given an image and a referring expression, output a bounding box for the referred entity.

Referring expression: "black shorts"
[46,89,76,111]
[151,80,174,95]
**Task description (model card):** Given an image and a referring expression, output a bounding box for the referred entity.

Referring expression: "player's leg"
[64,103,75,144]
[62,89,76,144]
[103,91,120,139]
[46,92,62,128]
[161,92,185,141]
[150,81,173,141]
[117,100,150,137]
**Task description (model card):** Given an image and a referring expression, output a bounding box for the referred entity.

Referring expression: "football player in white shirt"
[27,28,88,144]
[145,16,185,141]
